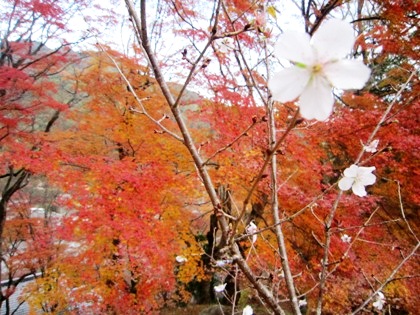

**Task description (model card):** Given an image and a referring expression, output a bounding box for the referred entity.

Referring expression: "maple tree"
[1,0,419,314]
[0,0,106,313]
[22,50,206,313]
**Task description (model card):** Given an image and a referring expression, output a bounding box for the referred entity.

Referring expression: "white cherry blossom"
[298,298,307,307]
[341,234,352,243]
[364,139,379,153]
[246,221,258,243]
[268,19,371,121]
[338,164,376,197]
[243,305,253,315]
[175,255,187,264]
[214,283,226,293]
[372,291,386,310]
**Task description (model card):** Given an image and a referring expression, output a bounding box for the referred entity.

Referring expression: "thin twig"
[350,242,419,314]
[355,71,417,164]
[396,180,418,242]
[203,118,261,166]
[98,44,183,141]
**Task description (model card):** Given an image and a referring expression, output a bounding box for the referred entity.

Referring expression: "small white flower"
[364,139,379,153]
[246,221,258,243]
[214,283,226,293]
[338,164,376,197]
[175,255,187,264]
[341,234,352,243]
[372,291,386,310]
[243,305,253,315]
[218,37,235,54]
[268,19,371,121]
[298,298,307,307]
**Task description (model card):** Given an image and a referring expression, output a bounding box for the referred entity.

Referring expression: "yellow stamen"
[312,64,323,73]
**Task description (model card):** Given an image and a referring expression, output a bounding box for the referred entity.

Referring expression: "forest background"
[0,0,418,314]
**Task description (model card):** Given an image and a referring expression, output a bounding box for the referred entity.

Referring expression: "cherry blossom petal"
[298,75,334,121]
[214,283,226,293]
[274,31,314,64]
[246,221,258,243]
[269,67,310,102]
[251,234,257,243]
[312,19,356,62]
[364,139,379,153]
[175,255,187,263]
[338,176,354,191]
[359,167,376,185]
[360,166,376,173]
[246,221,257,233]
[324,60,371,89]
[352,181,368,197]
[341,234,352,243]
[373,300,384,310]
[298,298,307,307]
[343,164,359,177]
[373,292,386,310]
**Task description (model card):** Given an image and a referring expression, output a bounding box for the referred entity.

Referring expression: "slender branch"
[268,99,301,315]
[315,190,343,315]
[99,45,183,141]
[124,0,151,69]
[350,241,419,314]
[354,71,416,164]
[202,117,261,166]
[172,1,223,109]
[396,180,419,243]
[235,108,300,227]
[316,70,418,314]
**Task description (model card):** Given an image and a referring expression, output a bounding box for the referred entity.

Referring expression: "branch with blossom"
[121,2,417,314]
[338,164,376,197]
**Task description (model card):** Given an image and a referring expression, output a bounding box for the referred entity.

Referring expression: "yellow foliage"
[176,229,207,285]
[24,272,69,315]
